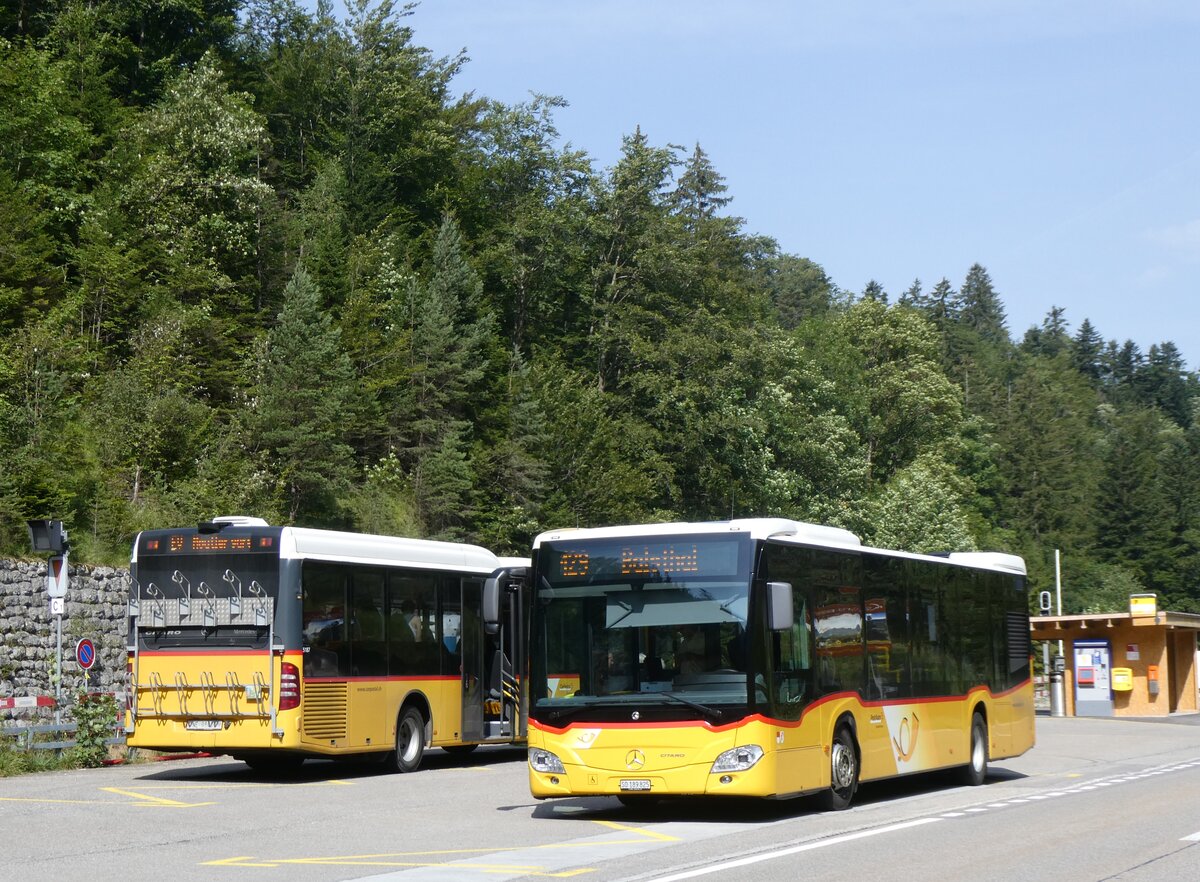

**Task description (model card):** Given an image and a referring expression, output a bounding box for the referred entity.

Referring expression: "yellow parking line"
[591,820,681,842]
[101,787,216,808]
[123,779,353,791]
[204,854,593,875]
[204,822,678,873]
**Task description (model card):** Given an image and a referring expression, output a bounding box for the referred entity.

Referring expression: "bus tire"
[819,725,859,811]
[387,706,426,773]
[960,713,988,786]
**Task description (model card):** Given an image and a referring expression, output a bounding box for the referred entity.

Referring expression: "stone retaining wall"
[0,558,130,715]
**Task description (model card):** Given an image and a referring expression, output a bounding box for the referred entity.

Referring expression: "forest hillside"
[1,1,1197,612]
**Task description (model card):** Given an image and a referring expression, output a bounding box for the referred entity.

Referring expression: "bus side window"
[303,562,349,677]
[350,568,386,677]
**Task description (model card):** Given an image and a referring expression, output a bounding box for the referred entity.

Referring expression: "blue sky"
[339,1,1200,368]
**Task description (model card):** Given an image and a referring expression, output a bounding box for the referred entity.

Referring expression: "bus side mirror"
[483,568,526,635]
[766,581,793,632]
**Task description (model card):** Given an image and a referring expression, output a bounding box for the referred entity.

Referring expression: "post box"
[1111,667,1133,691]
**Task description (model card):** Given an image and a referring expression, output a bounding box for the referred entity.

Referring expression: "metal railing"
[0,722,125,752]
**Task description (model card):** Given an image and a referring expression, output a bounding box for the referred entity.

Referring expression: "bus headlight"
[710,744,764,773]
[529,748,566,774]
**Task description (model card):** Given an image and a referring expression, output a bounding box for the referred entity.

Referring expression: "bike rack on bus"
[127,572,283,737]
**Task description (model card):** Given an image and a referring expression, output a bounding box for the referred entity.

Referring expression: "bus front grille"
[303,682,348,740]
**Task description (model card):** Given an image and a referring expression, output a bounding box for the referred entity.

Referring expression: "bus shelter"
[1030,608,1200,718]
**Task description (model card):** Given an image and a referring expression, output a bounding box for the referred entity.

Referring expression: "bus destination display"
[548,537,743,582]
[140,532,277,555]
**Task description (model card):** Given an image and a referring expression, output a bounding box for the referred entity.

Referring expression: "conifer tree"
[1071,318,1105,382]
[862,280,887,303]
[958,263,1007,343]
[249,265,356,523]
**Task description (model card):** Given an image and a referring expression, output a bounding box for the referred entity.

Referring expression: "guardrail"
[2,696,126,752]
[0,722,125,752]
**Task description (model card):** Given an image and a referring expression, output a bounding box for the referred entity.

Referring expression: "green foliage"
[248,265,355,523]
[68,691,119,768]
[0,735,70,777]
[0,1,1197,618]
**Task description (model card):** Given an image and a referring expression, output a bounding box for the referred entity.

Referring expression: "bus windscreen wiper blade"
[661,691,724,721]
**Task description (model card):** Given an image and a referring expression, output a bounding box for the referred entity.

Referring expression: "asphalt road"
[1,714,1198,882]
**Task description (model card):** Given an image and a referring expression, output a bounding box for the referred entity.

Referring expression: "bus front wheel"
[960,713,988,786]
[819,725,859,811]
[387,706,426,773]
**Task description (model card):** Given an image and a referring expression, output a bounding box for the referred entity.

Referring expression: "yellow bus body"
[126,650,475,757]
[529,681,1034,799]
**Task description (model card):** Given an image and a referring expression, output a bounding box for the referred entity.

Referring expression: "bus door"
[481,577,522,740]
[458,578,486,742]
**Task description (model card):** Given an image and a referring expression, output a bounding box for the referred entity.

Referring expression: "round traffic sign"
[75,637,96,670]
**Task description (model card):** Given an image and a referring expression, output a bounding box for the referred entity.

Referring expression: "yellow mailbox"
[1111,667,1134,692]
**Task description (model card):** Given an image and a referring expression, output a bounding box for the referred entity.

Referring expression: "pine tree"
[898,278,922,307]
[398,214,495,534]
[862,280,887,303]
[1142,342,1191,425]
[958,263,1007,343]
[1071,318,1105,382]
[249,265,356,523]
[589,127,677,391]
[1021,306,1070,358]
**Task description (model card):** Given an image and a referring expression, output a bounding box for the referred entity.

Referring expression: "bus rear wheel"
[959,713,988,786]
[386,706,426,773]
[819,725,859,811]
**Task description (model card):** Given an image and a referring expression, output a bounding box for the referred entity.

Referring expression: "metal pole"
[1050,548,1067,717]
[1055,549,1063,653]
[55,611,62,725]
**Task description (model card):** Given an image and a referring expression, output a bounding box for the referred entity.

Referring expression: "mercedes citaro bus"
[126,517,527,771]
[511,518,1033,808]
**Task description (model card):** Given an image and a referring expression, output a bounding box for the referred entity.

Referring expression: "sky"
[339,1,1200,368]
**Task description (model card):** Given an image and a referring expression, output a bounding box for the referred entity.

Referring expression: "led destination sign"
[140,531,278,555]
[547,536,745,582]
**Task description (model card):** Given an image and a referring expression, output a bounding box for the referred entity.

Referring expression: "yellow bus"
[521,519,1033,808]
[126,516,528,772]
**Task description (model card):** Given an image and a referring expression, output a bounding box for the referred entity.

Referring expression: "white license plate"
[185,720,223,731]
[619,779,652,792]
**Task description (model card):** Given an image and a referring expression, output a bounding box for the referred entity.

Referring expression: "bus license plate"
[185,720,223,731]
[619,779,651,792]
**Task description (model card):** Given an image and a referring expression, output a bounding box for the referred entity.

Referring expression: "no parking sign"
[75,638,96,671]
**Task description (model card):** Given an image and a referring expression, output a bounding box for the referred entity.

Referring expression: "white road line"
[1182,832,1200,842]
[646,819,944,882]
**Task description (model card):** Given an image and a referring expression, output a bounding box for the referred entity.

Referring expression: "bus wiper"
[660,691,724,721]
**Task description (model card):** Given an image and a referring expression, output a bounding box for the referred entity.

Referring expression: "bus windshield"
[531,534,754,721]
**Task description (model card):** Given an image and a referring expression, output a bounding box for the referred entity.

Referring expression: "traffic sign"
[46,554,68,598]
[75,638,96,671]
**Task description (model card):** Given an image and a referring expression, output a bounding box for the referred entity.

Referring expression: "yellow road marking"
[101,787,216,808]
[121,779,353,791]
[204,854,592,875]
[205,821,677,873]
[591,820,681,842]
[207,856,282,868]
